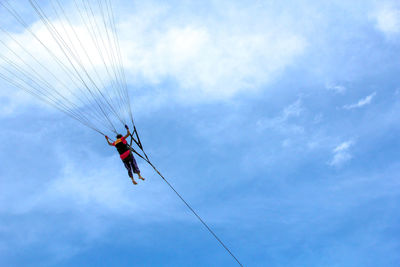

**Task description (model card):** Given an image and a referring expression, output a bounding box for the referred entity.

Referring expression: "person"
[105,126,145,185]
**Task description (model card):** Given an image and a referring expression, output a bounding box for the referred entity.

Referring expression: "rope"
[0,0,118,133]
[127,128,244,267]
[0,3,243,265]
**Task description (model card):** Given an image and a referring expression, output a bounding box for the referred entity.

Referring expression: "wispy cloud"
[326,84,347,94]
[0,0,308,115]
[373,3,400,37]
[0,144,189,261]
[257,99,304,134]
[329,140,354,167]
[1,152,182,220]
[119,3,307,102]
[343,92,376,109]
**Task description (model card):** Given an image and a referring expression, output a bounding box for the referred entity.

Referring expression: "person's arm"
[124,125,131,139]
[105,136,114,146]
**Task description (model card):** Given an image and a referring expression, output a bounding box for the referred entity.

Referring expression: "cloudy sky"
[1,0,400,266]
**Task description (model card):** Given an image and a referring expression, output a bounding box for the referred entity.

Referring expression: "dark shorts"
[122,153,140,177]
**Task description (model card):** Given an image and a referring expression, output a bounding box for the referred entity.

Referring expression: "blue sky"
[1,0,400,266]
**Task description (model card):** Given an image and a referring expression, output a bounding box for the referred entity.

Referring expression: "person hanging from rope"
[105,125,145,185]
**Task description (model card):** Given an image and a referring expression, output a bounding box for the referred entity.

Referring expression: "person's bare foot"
[131,178,138,185]
[139,176,145,181]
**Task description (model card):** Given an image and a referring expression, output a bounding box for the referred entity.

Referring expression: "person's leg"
[123,157,137,185]
[130,155,145,180]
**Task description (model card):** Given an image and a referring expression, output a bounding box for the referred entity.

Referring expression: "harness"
[113,137,130,156]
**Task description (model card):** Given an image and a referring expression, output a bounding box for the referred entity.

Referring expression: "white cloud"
[282,99,303,119]
[122,24,306,102]
[0,144,190,259]
[0,0,308,117]
[343,92,376,109]
[0,12,127,122]
[3,154,181,220]
[329,140,354,167]
[333,141,352,153]
[373,3,400,37]
[257,99,304,134]
[326,84,347,94]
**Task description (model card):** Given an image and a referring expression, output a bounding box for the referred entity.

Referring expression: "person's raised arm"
[124,125,131,139]
[105,136,114,146]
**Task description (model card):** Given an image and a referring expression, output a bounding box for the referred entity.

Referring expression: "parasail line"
[127,127,244,266]
[49,0,124,121]
[29,0,119,132]
[0,1,115,130]
[85,0,130,120]
[0,26,109,126]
